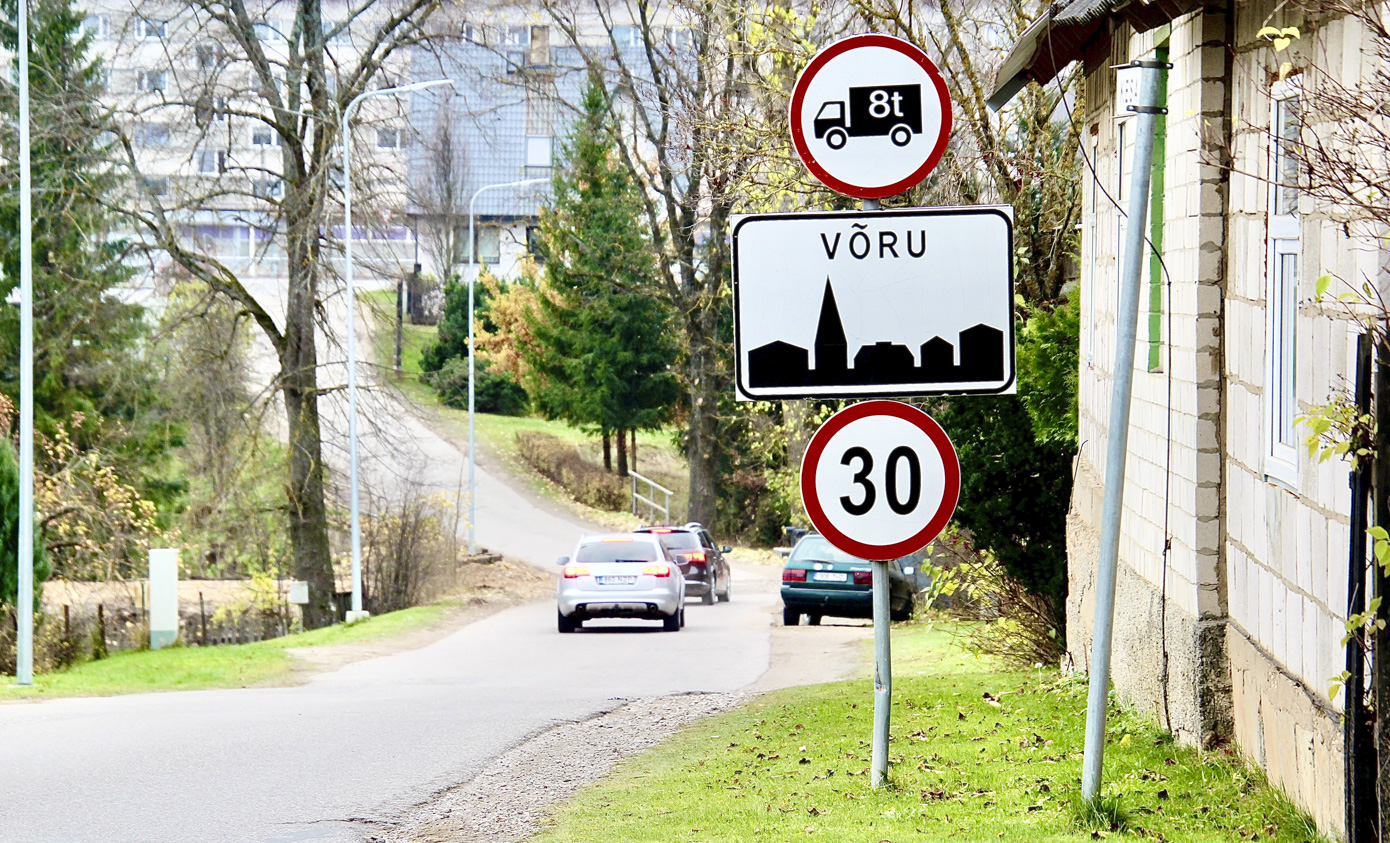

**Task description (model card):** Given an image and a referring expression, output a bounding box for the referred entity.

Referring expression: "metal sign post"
[782,34,987,791]
[799,400,960,787]
[1080,57,1166,802]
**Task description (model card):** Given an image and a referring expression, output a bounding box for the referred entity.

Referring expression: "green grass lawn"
[0,603,450,700]
[533,622,1326,843]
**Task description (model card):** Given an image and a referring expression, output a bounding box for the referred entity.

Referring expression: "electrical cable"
[1043,24,1177,709]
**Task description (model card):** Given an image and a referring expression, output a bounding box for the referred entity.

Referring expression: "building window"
[527,226,545,263]
[376,127,402,149]
[144,177,169,196]
[138,18,167,39]
[137,70,167,93]
[323,20,351,44]
[196,149,225,174]
[1145,45,1169,373]
[1085,136,1098,364]
[525,136,552,169]
[253,178,283,199]
[254,21,282,41]
[82,14,109,39]
[475,226,500,264]
[1265,84,1301,485]
[138,122,170,147]
[1115,118,1130,266]
[1272,95,1301,218]
[251,125,281,147]
[196,42,225,70]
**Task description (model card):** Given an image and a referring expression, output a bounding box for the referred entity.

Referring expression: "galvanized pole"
[341,79,452,622]
[14,0,33,686]
[340,95,366,622]
[1081,58,1165,802]
[466,178,546,556]
[857,196,892,788]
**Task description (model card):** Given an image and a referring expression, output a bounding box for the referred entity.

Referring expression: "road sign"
[790,34,952,199]
[732,206,1015,400]
[800,400,959,560]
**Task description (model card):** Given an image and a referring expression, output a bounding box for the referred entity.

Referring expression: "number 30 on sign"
[800,400,960,559]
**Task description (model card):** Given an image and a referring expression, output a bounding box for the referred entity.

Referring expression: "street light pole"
[14,0,34,686]
[465,178,546,555]
[341,78,453,623]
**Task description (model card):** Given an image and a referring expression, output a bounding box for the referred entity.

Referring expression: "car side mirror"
[556,556,570,566]
[722,546,732,554]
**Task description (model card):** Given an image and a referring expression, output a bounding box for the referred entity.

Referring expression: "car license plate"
[597,575,637,585]
[812,571,848,583]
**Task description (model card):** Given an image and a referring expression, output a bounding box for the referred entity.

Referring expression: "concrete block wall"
[1220,1,1359,833]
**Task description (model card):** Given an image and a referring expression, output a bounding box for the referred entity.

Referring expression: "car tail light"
[563,566,590,578]
[685,551,706,565]
[643,565,672,577]
[853,570,872,585]
[782,568,806,582]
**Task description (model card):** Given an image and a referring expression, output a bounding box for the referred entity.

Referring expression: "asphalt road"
[0,277,871,841]
[0,562,803,842]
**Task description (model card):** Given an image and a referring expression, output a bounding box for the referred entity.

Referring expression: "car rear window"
[654,532,702,551]
[788,536,865,566]
[576,539,660,564]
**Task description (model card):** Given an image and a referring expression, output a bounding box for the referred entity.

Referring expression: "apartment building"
[83,0,417,282]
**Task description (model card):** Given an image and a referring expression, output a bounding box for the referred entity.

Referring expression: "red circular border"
[788,34,953,200]
[799,400,961,560]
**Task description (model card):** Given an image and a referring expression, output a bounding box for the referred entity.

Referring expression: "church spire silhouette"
[814,278,847,375]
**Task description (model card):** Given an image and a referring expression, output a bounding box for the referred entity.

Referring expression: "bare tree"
[540,0,762,524]
[410,102,470,279]
[107,0,442,626]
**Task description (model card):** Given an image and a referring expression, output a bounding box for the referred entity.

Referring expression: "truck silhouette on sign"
[813,84,923,150]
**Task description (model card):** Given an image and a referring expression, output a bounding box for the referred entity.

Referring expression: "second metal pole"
[1080,58,1164,802]
[14,0,33,686]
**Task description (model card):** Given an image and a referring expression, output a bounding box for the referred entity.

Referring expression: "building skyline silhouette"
[745,279,1007,389]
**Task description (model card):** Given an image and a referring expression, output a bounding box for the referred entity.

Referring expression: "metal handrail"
[630,470,672,523]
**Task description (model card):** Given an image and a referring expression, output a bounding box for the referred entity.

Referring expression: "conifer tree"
[0,0,158,453]
[526,74,679,476]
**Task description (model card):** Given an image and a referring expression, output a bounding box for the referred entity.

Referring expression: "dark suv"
[635,523,732,605]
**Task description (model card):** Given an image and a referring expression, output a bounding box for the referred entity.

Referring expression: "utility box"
[148,549,179,649]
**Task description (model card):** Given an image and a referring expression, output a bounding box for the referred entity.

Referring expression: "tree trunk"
[603,431,611,472]
[684,323,721,527]
[281,181,335,630]
[616,428,629,478]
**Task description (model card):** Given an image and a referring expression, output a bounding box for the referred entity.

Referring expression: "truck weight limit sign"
[790,34,952,199]
[800,401,960,559]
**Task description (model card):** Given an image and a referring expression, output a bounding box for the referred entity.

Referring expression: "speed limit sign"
[800,400,960,559]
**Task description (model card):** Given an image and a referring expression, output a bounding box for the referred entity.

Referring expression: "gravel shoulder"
[381,597,872,843]
[383,693,749,843]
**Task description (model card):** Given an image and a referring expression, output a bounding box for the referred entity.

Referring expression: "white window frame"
[139,122,170,147]
[137,70,167,93]
[1264,82,1301,487]
[196,149,225,174]
[139,18,167,39]
[376,126,402,149]
[251,125,281,147]
[82,14,109,39]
